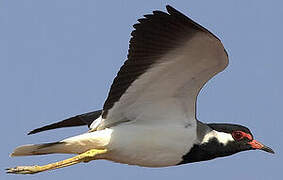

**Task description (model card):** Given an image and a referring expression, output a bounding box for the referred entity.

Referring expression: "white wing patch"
[90,116,104,131]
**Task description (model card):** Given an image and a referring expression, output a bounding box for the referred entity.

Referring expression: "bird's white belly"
[105,123,196,167]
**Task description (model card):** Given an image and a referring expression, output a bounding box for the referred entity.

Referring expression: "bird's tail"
[10,130,111,157]
[10,142,70,157]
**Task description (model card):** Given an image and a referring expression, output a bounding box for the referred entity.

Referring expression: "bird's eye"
[232,131,243,140]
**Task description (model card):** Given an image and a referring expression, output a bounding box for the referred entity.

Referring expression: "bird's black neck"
[178,137,236,164]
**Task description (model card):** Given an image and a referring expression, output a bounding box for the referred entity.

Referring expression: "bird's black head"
[179,123,274,164]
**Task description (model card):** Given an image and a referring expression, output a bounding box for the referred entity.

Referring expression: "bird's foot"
[6,165,41,174]
[6,149,107,174]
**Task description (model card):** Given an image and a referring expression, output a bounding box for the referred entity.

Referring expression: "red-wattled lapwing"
[6,5,274,174]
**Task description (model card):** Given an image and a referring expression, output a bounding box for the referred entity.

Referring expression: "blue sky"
[1,0,282,179]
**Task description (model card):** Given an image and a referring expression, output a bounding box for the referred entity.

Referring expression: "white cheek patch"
[202,130,234,145]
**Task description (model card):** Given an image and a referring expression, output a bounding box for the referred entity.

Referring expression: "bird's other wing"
[96,5,228,129]
[28,110,102,135]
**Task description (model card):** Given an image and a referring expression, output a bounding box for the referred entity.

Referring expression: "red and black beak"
[248,140,274,154]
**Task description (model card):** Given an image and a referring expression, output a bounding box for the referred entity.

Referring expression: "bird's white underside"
[64,122,196,167]
[62,126,234,167]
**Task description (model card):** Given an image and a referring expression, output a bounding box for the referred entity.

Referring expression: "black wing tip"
[27,129,37,135]
[26,119,78,135]
[27,110,103,135]
[165,5,175,12]
[27,128,45,135]
[27,126,51,135]
[133,5,184,30]
[167,4,222,42]
[166,5,185,16]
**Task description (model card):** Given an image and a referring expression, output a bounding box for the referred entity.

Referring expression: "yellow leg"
[6,149,107,174]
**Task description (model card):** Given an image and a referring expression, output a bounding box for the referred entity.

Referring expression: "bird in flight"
[7,5,274,174]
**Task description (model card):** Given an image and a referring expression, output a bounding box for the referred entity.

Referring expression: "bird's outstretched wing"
[29,5,228,134]
[97,5,228,129]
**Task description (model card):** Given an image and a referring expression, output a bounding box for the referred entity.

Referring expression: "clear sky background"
[1,0,282,179]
